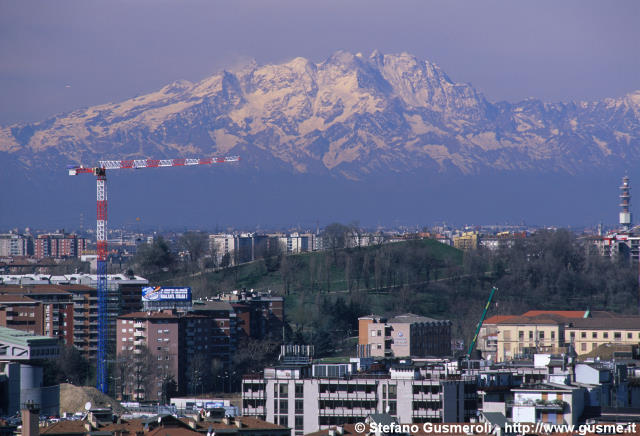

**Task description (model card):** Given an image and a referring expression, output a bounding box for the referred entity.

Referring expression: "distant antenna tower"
[620,175,632,232]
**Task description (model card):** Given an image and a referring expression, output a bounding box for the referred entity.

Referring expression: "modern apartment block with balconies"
[241,359,476,436]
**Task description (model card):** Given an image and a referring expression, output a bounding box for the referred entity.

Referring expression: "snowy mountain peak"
[1,51,639,179]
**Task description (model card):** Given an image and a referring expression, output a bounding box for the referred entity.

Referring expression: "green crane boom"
[467,286,498,358]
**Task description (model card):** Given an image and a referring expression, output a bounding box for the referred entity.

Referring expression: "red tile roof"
[522,310,586,318]
[483,315,515,324]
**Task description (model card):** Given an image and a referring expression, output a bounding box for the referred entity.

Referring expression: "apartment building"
[192,300,236,367]
[34,232,88,259]
[218,290,285,339]
[241,361,477,436]
[0,233,32,257]
[117,309,236,400]
[511,383,585,426]
[453,232,479,251]
[0,286,74,343]
[358,314,451,358]
[0,295,44,335]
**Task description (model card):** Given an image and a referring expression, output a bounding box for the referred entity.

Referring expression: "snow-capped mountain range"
[3,50,639,179]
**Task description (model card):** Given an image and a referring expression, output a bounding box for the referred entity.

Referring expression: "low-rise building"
[358,314,451,358]
[565,316,640,355]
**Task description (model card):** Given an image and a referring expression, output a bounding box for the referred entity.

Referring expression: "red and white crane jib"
[68,155,240,175]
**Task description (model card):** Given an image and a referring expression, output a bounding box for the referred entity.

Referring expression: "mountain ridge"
[3,50,639,180]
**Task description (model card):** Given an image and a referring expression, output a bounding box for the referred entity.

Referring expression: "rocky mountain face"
[2,51,640,227]
[3,50,639,180]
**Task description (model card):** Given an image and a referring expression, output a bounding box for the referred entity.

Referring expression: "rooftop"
[522,310,587,318]
[388,313,447,324]
[0,326,58,347]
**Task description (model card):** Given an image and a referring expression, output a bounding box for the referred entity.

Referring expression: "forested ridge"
[143,229,638,357]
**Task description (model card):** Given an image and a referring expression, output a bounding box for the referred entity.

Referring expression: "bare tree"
[118,346,155,401]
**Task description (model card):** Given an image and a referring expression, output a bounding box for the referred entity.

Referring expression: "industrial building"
[0,326,60,417]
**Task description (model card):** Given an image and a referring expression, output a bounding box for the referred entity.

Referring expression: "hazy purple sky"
[1,0,639,125]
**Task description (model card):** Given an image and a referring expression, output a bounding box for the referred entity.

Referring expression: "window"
[592,343,597,350]
[377,344,382,349]
[295,416,303,430]
[603,332,609,339]
[519,331,524,339]
[614,332,621,340]
[378,330,382,336]
[158,329,163,334]
[388,400,397,415]
[295,384,303,398]
[279,416,288,426]
[551,331,555,339]
[274,384,278,397]
[539,331,544,339]
[581,332,586,338]
[628,333,633,339]
[388,384,397,399]
[122,328,127,333]
[279,400,288,413]
[592,332,598,339]
[383,385,387,398]
[280,384,288,396]
[570,332,575,339]
[295,400,303,414]
[529,331,533,339]
[121,338,127,342]
[581,343,587,351]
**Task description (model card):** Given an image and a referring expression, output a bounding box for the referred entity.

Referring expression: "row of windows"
[274,383,304,397]
[274,399,303,414]
[570,331,639,340]
[319,384,376,394]
[318,400,377,410]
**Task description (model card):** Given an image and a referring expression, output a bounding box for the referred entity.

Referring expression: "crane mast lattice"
[68,155,240,393]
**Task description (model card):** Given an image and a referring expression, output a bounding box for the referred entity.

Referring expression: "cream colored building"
[565,316,640,355]
[496,315,568,362]
[494,310,640,362]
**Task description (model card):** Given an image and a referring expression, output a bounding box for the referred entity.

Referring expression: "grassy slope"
[157,239,464,326]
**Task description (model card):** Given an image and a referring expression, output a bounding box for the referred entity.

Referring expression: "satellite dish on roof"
[84,402,92,411]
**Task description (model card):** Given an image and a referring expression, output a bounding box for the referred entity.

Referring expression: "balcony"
[242,406,264,416]
[319,392,377,400]
[133,322,144,329]
[412,409,442,418]
[413,393,442,402]
[242,392,265,400]
[319,407,375,416]
[509,400,565,411]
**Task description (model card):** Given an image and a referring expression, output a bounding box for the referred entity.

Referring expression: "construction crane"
[466,286,498,359]
[68,156,240,394]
